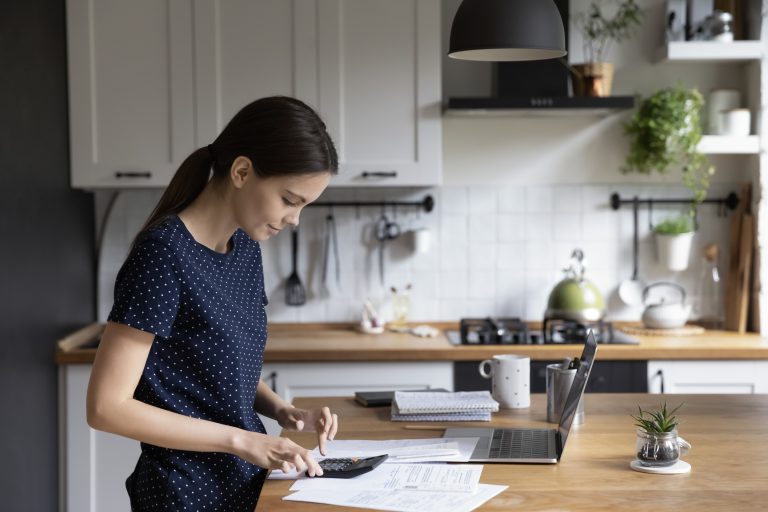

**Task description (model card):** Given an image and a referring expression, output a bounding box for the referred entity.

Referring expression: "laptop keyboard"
[488,429,552,459]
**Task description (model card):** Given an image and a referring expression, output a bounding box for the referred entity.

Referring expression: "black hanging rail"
[609,192,739,211]
[308,194,435,213]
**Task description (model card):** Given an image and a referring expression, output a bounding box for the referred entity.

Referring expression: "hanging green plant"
[622,86,715,214]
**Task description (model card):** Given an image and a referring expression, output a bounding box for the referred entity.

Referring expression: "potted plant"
[632,402,690,467]
[572,0,644,96]
[653,214,696,271]
[622,85,715,271]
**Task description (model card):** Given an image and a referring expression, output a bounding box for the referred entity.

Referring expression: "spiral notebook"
[392,391,499,421]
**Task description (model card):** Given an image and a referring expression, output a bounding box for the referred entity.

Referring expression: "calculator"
[308,454,389,478]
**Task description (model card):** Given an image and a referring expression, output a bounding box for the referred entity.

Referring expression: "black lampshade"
[449,0,566,61]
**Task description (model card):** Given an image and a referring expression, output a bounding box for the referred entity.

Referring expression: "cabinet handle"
[654,369,665,394]
[115,171,152,179]
[360,171,398,179]
[266,371,278,393]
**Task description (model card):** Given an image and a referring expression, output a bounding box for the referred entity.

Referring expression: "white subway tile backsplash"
[440,246,469,270]
[441,187,468,214]
[96,183,737,323]
[469,186,497,213]
[498,186,525,213]
[553,213,582,242]
[554,186,582,213]
[524,214,553,241]
[468,270,497,300]
[526,187,553,213]
[440,213,469,245]
[469,242,497,270]
[497,214,525,242]
[469,214,497,242]
[438,270,468,298]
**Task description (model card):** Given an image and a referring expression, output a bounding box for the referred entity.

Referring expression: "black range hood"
[446,0,634,113]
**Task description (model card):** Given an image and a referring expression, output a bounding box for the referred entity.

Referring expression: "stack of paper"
[391,390,499,422]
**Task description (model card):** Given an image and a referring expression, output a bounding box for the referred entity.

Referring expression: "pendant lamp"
[449,0,566,61]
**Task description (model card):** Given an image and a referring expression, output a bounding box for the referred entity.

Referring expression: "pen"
[401,425,447,430]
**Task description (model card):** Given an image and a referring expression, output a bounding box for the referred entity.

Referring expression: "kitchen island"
[258,393,768,511]
[56,323,768,511]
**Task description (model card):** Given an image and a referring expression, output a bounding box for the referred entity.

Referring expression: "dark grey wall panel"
[0,0,95,509]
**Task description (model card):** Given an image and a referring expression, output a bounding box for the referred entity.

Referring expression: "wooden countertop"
[55,322,768,365]
[257,393,768,511]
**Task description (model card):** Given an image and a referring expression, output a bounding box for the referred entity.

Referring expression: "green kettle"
[545,249,605,322]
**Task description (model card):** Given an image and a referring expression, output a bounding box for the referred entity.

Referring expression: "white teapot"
[641,282,692,329]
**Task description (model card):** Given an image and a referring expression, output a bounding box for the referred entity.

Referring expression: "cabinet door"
[648,360,765,394]
[67,0,195,188]
[317,0,442,187]
[193,0,319,145]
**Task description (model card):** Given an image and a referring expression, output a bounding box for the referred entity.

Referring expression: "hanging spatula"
[285,227,306,306]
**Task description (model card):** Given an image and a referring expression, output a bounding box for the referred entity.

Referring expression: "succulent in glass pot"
[632,402,690,466]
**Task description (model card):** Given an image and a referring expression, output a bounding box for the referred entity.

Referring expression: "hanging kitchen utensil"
[374,213,401,285]
[285,227,306,306]
[322,209,341,288]
[618,197,646,306]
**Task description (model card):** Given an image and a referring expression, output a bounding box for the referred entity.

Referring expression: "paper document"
[290,463,483,493]
[268,438,479,480]
[283,483,508,512]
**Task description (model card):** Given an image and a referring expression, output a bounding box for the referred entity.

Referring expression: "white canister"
[478,354,530,409]
[720,108,751,137]
[707,89,741,134]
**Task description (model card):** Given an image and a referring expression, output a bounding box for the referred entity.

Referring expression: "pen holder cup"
[546,364,584,425]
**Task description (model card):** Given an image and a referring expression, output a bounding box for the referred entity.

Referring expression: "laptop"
[443,330,598,464]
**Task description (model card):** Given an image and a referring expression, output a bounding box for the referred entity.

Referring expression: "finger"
[317,427,329,456]
[303,451,323,477]
[292,453,307,474]
[295,419,305,431]
[319,407,333,434]
[280,460,293,474]
[329,413,339,441]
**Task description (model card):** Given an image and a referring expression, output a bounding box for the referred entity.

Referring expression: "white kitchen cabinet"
[259,361,453,435]
[66,0,196,188]
[648,360,768,394]
[67,0,442,189]
[316,0,443,187]
[191,0,320,146]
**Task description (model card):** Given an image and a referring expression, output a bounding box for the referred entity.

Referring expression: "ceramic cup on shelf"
[720,108,751,137]
[478,354,530,409]
[707,89,741,134]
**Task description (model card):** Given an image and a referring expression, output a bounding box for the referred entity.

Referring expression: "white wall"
[96,0,757,325]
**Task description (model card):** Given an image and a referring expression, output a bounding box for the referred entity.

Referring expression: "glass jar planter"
[635,429,691,467]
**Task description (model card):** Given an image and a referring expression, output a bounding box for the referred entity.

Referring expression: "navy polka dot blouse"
[108,215,269,511]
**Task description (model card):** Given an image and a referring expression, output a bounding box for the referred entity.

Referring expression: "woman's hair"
[137,96,338,239]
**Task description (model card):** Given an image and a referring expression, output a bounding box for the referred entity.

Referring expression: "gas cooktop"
[445,317,638,345]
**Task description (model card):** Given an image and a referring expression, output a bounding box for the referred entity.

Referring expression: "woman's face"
[230,157,332,241]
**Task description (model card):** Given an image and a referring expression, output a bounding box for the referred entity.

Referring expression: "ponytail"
[133,146,213,246]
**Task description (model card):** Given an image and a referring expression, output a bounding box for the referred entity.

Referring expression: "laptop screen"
[557,330,598,450]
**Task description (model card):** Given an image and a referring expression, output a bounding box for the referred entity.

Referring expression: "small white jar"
[720,108,751,137]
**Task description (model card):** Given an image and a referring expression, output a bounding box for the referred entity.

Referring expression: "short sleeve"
[108,238,181,338]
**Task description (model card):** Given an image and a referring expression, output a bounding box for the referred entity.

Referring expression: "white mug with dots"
[478,354,530,409]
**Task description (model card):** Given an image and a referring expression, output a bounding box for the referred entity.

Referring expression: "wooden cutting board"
[724,183,752,332]
[620,325,705,337]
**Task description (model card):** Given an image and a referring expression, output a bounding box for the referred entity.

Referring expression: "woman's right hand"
[234,431,323,477]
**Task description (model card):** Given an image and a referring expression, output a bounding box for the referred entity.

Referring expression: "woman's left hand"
[276,406,339,455]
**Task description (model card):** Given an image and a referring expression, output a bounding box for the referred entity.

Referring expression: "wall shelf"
[698,135,761,154]
[656,41,764,63]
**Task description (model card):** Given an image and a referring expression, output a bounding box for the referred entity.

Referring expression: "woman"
[87,96,339,511]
